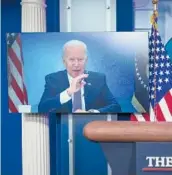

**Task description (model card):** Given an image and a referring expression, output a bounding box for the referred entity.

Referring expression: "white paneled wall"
[20,0,50,175]
[71,0,106,31]
[60,0,116,32]
[134,0,172,44]
[135,10,152,29]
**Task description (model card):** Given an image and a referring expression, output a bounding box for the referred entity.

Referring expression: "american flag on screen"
[7,33,28,112]
[131,11,172,122]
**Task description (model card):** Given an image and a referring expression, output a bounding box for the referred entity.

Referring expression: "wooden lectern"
[83,121,172,175]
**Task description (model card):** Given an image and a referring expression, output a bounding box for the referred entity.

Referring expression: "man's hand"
[67,74,88,96]
[74,109,89,113]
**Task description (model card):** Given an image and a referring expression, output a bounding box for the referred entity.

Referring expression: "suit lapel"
[62,70,70,90]
[84,75,94,110]
[61,70,72,111]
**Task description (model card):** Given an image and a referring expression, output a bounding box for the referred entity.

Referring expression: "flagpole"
[152,0,159,121]
[152,0,158,11]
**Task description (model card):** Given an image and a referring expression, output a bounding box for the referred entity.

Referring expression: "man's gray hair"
[62,40,88,59]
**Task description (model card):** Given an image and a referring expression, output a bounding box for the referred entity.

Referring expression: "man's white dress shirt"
[60,73,86,110]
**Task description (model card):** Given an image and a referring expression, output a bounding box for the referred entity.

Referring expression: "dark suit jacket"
[38,70,121,113]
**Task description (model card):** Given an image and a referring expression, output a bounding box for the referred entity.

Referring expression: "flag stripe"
[155,104,166,121]
[7,33,28,112]
[11,74,24,104]
[164,90,172,115]
[142,113,151,121]
[9,97,18,112]
[8,48,22,76]
[130,114,138,121]
[8,57,23,90]
[16,35,21,48]
[131,114,149,121]
[12,40,22,61]
[159,98,172,121]
[16,36,24,64]
[23,83,28,104]
[170,89,172,95]
[9,87,23,109]
[150,105,156,121]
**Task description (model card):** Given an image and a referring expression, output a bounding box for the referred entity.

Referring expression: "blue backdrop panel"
[1,2,22,175]
[59,115,115,175]
[116,0,134,31]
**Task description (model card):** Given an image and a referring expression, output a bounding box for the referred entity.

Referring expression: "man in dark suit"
[38,40,121,113]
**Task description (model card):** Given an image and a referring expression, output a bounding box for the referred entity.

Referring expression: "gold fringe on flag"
[150,10,158,30]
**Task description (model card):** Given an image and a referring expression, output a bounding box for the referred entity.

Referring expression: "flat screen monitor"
[6,32,149,114]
